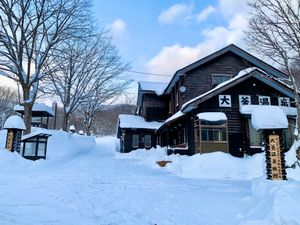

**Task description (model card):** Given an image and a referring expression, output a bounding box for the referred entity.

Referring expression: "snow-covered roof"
[14,103,55,116]
[21,131,52,141]
[181,67,294,112]
[138,81,168,96]
[3,115,26,130]
[181,67,259,112]
[240,105,297,117]
[197,112,227,121]
[118,114,163,130]
[164,44,288,94]
[165,111,184,124]
[251,106,288,130]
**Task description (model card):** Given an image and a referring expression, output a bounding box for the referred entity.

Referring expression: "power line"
[125,70,172,77]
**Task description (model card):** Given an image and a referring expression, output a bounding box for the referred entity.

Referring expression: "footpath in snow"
[0,130,299,225]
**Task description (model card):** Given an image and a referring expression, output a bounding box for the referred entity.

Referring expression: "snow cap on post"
[69,125,76,132]
[3,115,26,130]
[251,106,288,131]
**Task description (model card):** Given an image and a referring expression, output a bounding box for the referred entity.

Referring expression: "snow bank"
[116,147,169,168]
[117,148,265,180]
[166,152,265,180]
[94,136,119,156]
[45,129,95,162]
[240,178,300,225]
[285,140,300,180]
[0,128,96,168]
[0,129,7,149]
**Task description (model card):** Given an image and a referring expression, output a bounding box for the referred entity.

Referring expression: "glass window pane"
[201,129,208,141]
[144,135,151,148]
[132,135,139,148]
[213,130,219,141]
[37,143,46,156]
[221,128,227,141]
[208,129,214,141]
[24,142,36,156]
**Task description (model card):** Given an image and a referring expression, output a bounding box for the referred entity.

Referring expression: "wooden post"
[263,131,287,180]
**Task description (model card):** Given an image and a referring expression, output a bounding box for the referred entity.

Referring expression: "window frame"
[194,118,228,143]
[132,134,139,148]
[211,74,232,86]
[144,134,152,148]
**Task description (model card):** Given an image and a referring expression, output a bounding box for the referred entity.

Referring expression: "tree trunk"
[86,122,92,136]
[62,111,70,131]
[22,86,33,134]
[23,102,33,134]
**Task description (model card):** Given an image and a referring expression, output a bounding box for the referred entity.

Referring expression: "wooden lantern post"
[3,115,26,153]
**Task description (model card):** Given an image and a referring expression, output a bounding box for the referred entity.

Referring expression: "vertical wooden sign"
[268,134,284,180]
[6,130,14,151]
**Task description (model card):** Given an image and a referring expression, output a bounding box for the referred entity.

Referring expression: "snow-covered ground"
[0,130,299,225]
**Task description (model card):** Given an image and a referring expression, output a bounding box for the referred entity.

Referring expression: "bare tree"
[0,86,18,128]
[0,0,91,133]
[45,33,130,131]
[246,0,300,130]
[80,79,130,136]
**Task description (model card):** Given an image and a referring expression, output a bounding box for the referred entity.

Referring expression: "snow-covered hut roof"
[251,106,288,130]
[197,112,227,121]
[21,131,52,141]
[181,67,294,112]
[14,103,55,117]
[118,114,163,130]
[3,115,26,130]
[138,81,168,96]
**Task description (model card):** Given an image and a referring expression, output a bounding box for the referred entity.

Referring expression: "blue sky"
[93,0,249,84]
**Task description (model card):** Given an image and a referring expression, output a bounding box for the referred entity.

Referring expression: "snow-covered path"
[0,137,252,225]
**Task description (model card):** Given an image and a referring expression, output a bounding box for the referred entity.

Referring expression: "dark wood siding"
[193,76,294,156]
[169,52,255,113]
[120,128,156,153]
[141,93,168,121]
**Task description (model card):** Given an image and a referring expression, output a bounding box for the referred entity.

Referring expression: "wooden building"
[117,44,296,156]
[14,103,55,129]
[116,114,163,153]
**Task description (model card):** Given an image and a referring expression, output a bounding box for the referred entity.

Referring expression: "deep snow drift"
[0,130,299,225]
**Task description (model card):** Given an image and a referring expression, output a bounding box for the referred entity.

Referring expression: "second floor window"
[211,74,232,86]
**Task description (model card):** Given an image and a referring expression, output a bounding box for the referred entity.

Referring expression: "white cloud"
[158,3,193,24]
[108,19,129,53]
[109,19,127,38]
[197,6,216,22]
[147,14,248,79]
[218,0,248,17]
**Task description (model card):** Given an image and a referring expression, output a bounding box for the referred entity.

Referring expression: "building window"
[194,119,227,143]
[144,135,151,148]
[212,74,232,86]
[132,135,139,148]
[201,127,227,141]
[248,119,261,147]
[175,126,186,145]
